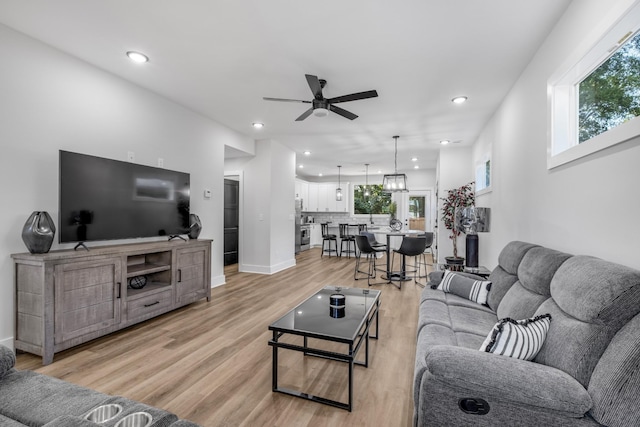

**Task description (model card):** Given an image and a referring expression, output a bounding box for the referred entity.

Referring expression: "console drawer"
[127,289,172,320]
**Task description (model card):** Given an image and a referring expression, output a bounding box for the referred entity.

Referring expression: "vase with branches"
[440,182,475,263]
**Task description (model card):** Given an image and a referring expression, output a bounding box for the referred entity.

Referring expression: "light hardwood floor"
[16,248,431,427]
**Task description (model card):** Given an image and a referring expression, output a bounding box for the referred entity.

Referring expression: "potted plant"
[440,182,474,269]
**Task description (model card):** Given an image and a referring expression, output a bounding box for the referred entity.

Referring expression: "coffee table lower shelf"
[268,293,380,412]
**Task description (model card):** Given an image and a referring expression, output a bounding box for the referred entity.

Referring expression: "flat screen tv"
[59,150,190,244]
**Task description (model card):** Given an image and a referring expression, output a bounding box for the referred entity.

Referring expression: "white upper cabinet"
[301,181,349,212]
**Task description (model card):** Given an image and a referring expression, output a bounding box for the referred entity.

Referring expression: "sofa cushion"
[588,312,640,427]
[437,270,491,305]
[486,241,538,311]
[0,370,112,426]
[534,256,640,388]
[0,345,15,378]
[497,247,571,320]
[0,413,27,426]
[480,314,551,361]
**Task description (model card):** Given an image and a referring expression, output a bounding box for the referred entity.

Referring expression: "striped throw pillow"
[480,314,552,361]
[436,270,492,305]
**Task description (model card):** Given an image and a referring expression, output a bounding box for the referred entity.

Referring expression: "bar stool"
[339,223,357,258]
[321,223,337,257]
[415,232,434,288]
[391,236,428,289]
[354,235,386,286]
[361,231,386,250]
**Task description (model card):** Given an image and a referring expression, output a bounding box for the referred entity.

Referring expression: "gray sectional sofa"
[415,241,640,427]
[0,345,200,427]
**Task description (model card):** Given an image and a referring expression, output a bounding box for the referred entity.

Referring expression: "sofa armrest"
[0,345,16,378]
[422,345,592,416]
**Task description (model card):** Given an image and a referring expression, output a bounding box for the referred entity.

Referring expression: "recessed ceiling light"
[440,140,450,145]
[411,157,418,162]
[414,165,419,169]
[452,96,468,104]
[298,164,304,169]
[303,150,311,156]
[126,51,149,63]
[252,122,264,129]
[318,173,323,177]
[377,170,382,174]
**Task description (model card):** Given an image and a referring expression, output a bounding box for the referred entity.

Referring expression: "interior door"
[224,179,239,265]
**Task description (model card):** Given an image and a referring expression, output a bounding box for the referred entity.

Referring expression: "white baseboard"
[0,337,14,351]
[211,274,225,288]
[240,258,296,275]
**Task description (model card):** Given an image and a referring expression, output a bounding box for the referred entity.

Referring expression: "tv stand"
[73,242,89,251]
[168,234,187,241]
[12,239,212,365]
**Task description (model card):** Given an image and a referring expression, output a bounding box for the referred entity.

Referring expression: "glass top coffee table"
[268,286,381,411]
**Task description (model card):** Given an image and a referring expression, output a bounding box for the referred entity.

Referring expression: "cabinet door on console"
[176,246,208,305]
[54,258,122,343]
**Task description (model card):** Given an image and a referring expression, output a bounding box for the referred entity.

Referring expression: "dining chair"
[354,235,386,286]
[391,235,428,289]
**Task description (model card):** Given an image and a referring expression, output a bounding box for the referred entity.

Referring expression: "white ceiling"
[0,0,571,178]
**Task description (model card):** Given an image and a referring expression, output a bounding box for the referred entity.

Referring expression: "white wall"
[436,147,473,264]
[472,0,640,270]
[225,139,296,274]
[0,24,252,347]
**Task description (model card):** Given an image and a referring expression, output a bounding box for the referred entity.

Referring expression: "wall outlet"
[157,158,164,167]
[127,151,135,162]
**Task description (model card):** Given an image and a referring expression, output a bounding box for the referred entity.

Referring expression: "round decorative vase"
[389,218,402,231]
[21,211,56,254]
[445,256,465,272]
[188,213,202,239]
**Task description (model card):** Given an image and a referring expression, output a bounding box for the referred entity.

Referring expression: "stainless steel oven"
[300,225,310,251]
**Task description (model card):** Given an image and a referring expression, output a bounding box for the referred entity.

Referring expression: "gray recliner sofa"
[415,241,640,427]
[0,345,200,427]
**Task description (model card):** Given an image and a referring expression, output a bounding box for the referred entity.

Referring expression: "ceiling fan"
[263,74,378,121]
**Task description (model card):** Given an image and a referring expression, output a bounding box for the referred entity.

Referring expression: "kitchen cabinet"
[310,223,323,247]
[295,179,309,210]
[308,184,319,212]
[302,182,349,213]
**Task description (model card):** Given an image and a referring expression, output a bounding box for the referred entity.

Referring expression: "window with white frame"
[475,155,491,194]
[548,1,640,169]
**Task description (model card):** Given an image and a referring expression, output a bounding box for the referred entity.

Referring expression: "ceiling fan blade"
[328,90,379,104]
[329,104,358,120]
[295,107,315,121]
[263,97,311,103]
[305,74,324,100]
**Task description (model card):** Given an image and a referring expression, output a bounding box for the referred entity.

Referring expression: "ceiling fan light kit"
[264,74,378,121]
[382,135,409,193]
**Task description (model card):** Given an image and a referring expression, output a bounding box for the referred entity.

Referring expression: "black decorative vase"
[466,234,479,268]
[22,211,56,254]
[188,214,202,239]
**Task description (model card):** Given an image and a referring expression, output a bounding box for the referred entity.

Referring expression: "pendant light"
[336,165,343,201]
[364,163,370,197]
[382,135,409,192]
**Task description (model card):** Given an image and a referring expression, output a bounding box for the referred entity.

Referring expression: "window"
[578,30,640,142]
[353,184,392,215]
[475,156,491,194]
[548,1,640,169]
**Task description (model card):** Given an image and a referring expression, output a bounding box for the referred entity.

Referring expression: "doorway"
[224,178,239,266]
[400,189,433,232]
